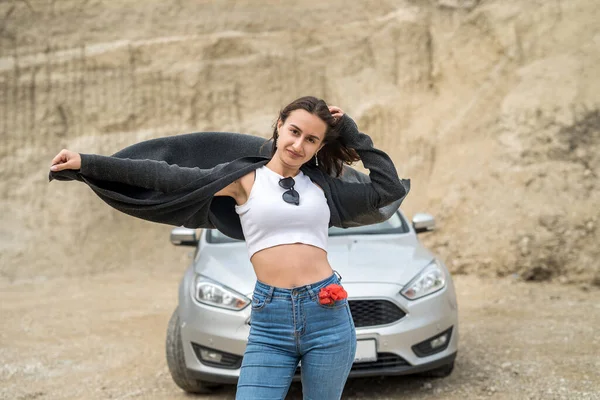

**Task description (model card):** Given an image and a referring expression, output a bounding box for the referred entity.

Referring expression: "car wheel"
[166,308,222,394]
[420,361,455,378]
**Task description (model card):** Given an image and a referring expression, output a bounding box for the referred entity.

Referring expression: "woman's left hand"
[328,106,344,123]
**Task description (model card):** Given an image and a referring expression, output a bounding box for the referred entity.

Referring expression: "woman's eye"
[308,138,316,143]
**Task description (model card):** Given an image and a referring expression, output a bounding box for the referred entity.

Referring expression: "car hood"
[195,235,435,295]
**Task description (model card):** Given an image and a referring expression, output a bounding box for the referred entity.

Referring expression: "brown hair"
[269,96,360,177]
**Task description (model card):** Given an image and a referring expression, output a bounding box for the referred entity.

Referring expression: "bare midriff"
[250,244,333,288]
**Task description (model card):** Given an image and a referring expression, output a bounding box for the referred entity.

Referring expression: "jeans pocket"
[316,297,348,310]
[316,280,348,309]
[251,292,267,311]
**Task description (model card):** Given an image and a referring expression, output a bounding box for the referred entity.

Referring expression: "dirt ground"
[1,272,598,400]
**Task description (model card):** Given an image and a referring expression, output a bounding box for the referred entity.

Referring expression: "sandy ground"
[1,272,598,400]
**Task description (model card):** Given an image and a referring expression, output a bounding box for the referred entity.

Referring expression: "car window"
[207,229,244,243]
[328,212,409,236]
[206,212,409,244]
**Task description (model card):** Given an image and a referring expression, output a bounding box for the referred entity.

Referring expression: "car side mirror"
[170,227,198,246]
[412,213,435,234]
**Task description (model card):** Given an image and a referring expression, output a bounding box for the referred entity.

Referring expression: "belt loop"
[309,288,317,301]
[307,284,317,301]
[266,286,275,303]
[334,270,342,281]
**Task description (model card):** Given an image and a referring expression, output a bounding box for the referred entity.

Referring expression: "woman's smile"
[287,149,303,158]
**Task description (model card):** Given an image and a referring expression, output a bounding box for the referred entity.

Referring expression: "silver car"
[166,211,459,394]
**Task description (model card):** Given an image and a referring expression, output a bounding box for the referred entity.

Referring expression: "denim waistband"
[253,271,342,300]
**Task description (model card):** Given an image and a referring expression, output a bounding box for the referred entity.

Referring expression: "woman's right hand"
[50,149,81,171]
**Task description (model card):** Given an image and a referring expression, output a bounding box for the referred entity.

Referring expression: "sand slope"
[0,0,598,285]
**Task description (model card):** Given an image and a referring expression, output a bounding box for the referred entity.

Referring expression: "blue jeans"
[236,273,357,400]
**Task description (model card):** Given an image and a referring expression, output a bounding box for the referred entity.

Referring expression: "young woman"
[49,96,409,399]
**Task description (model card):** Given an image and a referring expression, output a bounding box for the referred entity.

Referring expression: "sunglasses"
[279,177,300,206]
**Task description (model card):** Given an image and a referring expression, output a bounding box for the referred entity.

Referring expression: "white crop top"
[234,166,330,259]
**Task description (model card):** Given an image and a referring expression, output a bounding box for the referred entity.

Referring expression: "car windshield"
[207,212,409,244]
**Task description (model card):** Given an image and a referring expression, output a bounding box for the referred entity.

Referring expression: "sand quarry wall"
[1,0,598,285]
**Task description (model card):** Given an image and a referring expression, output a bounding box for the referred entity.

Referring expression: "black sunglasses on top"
[279,177,300,206]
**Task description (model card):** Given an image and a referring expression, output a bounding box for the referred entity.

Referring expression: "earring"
[315,152,319,166]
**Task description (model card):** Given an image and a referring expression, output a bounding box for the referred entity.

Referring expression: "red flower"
[318,284,348,306]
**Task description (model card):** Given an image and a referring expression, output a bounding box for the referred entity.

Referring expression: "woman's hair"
[269,96,360,177]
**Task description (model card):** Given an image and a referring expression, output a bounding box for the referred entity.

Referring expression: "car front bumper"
[178,273,459,384]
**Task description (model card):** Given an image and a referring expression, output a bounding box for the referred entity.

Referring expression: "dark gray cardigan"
[49,114,410,240]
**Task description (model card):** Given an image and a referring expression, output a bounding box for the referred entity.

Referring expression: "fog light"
[430,334,448,349]
[200,348,223,363]
[412,327,453,357]
[191,343,243,369]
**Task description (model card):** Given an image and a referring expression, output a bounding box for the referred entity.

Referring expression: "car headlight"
[401,259,446,300]
[193,275,250,310]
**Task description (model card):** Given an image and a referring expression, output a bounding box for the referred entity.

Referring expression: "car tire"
[166,308,222,394]
[420,361,455,378]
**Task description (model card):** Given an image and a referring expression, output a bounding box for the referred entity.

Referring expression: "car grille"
[295,353,409,376]
[350,353,409,371]
[348,300,406,328]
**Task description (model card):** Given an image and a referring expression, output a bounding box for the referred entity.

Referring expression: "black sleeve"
[328,114,410,218]
[79,154,209,193]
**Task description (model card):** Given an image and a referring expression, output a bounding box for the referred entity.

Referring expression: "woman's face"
[276,109,327,168]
